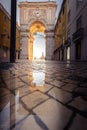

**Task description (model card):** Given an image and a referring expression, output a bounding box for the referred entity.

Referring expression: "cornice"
[0,3,10,19]
[18,2,57,8]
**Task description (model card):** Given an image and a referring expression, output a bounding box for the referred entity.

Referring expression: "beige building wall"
[54,0,67,61]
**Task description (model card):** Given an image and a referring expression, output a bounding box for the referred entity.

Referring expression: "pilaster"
[20,31,29,59]
[46,30,55,60]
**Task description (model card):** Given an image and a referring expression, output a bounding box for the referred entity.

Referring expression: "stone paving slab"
[62,83,77,92]
[3,79,25,90]
[0,102,10,130]
[48,87,72,104]
[62,79,79,84]
[72,87,87,99]
[50,80,66,88]
[43,84,53,93]
[15,85,30,97]
[15,103,29,123]
[13,115,44,130]
[28,83,53,93]
[45,77,54,83]
[22,91,49,109]
[19,76,30,85]
[0,93,11,111]
[69,97,87,111]
[0,60,87,130]
[0,70,10,76]
[0,87,10,97]
[33,99,72,130]
[69,114,87,130]
[0,95,29,129]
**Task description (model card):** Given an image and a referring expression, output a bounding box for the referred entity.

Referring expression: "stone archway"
[29,21,46,60]
[19,1,57,60]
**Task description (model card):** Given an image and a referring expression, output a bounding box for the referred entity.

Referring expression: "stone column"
[46,30,55,60]
[20,31,29,59]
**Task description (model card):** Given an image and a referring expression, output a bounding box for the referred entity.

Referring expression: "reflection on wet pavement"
[32,71,45,86]
[29,71,45,92]
[0,60,87,130]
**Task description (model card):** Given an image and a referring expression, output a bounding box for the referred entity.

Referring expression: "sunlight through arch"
[33,32,46,59]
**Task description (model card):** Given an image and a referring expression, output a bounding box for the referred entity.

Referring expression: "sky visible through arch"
[33,32,45,59]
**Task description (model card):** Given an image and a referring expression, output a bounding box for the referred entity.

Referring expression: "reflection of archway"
[29,21,46,60]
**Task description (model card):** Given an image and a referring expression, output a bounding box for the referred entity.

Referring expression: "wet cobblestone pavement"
[0,60,87,130]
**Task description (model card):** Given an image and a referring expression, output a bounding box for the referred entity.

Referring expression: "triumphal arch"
[19,1,57,60]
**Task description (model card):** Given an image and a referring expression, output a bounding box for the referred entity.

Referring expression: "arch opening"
[28,21,46,60]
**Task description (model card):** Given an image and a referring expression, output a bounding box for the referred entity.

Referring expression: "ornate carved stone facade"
[19,1,57,60]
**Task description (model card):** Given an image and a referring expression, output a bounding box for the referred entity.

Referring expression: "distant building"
[0,3,20,62]
[40,52,45,60]
[67,0,87,61]
[54,0,67,61]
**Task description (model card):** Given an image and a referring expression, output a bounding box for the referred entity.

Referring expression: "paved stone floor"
[0,60,87,130]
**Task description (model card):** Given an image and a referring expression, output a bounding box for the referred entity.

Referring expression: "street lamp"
[10,0,17,63]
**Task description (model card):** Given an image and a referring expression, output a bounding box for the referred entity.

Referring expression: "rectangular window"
[59,16,61,23]
[4,15,8,23]
[76,0,83,8]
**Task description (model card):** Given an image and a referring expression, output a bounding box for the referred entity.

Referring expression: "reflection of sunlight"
[32,71,45,86]
[15,90,19,110]
[29,71,45,92]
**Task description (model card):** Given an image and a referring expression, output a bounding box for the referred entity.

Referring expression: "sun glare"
[33,32,45,59]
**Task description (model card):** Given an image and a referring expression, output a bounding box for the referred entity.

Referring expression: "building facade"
[54,0,67,61]
[67,0,87,61]
[19,1,57,60]
[0,3,20,62]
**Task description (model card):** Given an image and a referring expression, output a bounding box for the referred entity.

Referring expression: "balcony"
[72,28,84,43]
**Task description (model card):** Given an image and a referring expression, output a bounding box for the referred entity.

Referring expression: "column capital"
[46,30,54,38]
[45,29,54,33]
[20,31,29,38]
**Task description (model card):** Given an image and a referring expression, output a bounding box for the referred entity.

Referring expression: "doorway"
[66,46,70,60]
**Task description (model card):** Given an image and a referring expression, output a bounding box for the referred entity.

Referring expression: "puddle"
[32,71,45,86]
[29,71,45,91]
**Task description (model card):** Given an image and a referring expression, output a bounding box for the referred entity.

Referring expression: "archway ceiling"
[30,22,45,35]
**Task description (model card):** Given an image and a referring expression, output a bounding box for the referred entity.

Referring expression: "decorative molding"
[0,3,10,19]
[19,2,57,8]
